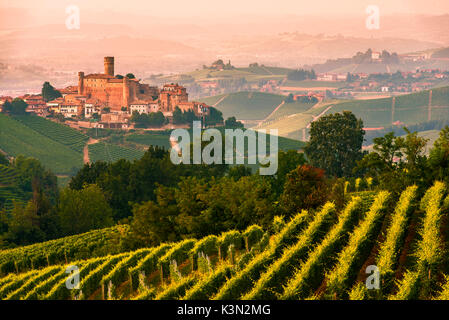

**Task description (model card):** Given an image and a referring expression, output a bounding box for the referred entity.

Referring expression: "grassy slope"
[0,114,83,175]
[266,102,317,121]
[257,87,449,140]
[13,115,88,153]
[88,142,145,163]
[198,91,285,120]
[327,86,449,128]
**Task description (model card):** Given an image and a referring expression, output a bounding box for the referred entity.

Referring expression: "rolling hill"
[199,91,286,120]
[255,87,449,141]
[0,182,447,300]
[151,65,292,86]
[0,114,84,175]
[326,86,449,128]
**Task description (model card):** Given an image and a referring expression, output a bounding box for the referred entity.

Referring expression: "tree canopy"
[41,82,62,102]
[305,111,365,177]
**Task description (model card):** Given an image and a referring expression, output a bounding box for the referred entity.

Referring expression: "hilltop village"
[0,57,212,130]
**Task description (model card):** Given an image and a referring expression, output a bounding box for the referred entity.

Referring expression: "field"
[282,80,346,89]
[0,114,83,175]
[0,182,447,300]
[198,92,285,120]
[255,86,449,140]
[327,86,449,128]
[88,142,146,163]
[154,65,293,85]
[266,101,317,121]
[13,115,89,153]
[125,132,172,150]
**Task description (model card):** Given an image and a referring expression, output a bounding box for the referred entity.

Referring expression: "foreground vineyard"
[0,183,448,300]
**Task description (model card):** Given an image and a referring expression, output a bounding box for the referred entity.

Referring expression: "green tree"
[41,82,62,102]
[172,106,184,124]
[0,153,8,166]
[1,101,12,113]
[228,165,252,180]
[305,111,365,177]
[4,201,45,246]
[224,116,244,129]
[126,73,136,79]
[205,107,223,126]
[280,164,328,217]
[284,93,294,103]
[10,98,28,115]
[271,150,307,195]
[125,186,179,247]
[429,126,449,184]
[57,184,113,236]
[355,128,429,193]
[12,155,58,202]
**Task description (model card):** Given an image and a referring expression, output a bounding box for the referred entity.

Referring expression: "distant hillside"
[150,65,291,86]
[432,47,449,59]
[199,91,285,120]
[326,86,449,128]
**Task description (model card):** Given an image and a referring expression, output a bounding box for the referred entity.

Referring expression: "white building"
[59,104,81,118]
[130,100,160,114]
[84,99,101,118]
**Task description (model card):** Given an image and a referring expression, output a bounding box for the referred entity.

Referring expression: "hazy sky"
[2,0,449,18]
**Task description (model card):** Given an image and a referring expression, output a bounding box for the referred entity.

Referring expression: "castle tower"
[78,72,84,95]
[104,56,114,77]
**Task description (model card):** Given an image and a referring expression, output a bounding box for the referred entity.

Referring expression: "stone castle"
[6,57,210,128]
[76,57,200,114]
[77,57,159,111]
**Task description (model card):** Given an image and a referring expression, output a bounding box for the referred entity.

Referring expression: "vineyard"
[0,114,83,175]
[13,115,89,153]
[0,182,448,300]
[0,164,26,212]
[88,142,145,163]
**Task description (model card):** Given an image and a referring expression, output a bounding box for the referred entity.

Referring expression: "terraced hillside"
[1,182,447,300]
[0,114,84,175]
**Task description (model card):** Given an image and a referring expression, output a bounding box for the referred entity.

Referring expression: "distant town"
[0,57,213,130]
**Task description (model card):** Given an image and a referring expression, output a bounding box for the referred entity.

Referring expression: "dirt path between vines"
[83,138,99,164]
